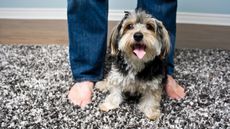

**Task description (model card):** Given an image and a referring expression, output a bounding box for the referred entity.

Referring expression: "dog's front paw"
[95,81,108,92]
[144,109,161,121]
[99,102,119,112]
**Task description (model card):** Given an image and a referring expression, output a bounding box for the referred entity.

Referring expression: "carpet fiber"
[0,45,229,129]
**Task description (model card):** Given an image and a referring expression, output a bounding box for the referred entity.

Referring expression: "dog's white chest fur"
[107,65,162,95]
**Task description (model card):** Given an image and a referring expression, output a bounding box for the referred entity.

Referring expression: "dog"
[96,10,170,120]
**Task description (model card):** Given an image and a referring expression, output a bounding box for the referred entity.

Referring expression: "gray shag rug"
[0,44,229,129]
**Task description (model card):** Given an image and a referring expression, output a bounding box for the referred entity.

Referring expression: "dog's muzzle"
[132,32,146,59]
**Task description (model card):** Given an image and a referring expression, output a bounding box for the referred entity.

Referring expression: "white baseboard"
[1,8,230,26]
[0,8,66,20]
[177,12,230,26]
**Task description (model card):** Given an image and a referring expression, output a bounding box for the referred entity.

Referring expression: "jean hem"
[73,77,104,83]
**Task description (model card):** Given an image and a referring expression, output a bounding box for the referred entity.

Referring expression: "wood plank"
[177,24,230,49]
[0,19,68,45]
[0,19,230,49]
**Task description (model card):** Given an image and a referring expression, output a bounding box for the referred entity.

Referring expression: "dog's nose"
[133,32,143,42]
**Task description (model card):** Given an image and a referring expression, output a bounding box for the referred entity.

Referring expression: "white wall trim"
[1,8,230,26]
[177,12,230,26]
[0,8,66,20]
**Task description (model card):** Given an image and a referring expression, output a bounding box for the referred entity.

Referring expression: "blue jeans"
[68,0,177,82]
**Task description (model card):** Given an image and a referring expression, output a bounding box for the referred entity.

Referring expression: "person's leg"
[137,0,176,74]
[68,0,108,82]
[67,0,108,107]
[137,0,185,99]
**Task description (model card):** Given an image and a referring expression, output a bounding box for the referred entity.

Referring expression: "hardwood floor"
[0,19,230,49]
[0,20,68,45]
[176,23,230,49]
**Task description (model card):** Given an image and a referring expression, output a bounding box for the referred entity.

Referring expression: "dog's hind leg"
[138,89,162,120]
[95,80,109,92]
[99,86,123,112]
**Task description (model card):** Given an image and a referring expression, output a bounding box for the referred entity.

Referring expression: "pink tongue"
[133,48,146,59]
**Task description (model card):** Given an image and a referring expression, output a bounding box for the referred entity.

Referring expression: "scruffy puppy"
[96,10,170,120]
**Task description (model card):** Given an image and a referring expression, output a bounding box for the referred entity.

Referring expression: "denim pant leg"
[137,0,177,75]
[67,0,108,82]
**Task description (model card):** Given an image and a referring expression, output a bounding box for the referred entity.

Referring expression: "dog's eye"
[126,24,134,30]
[146,24,155,31]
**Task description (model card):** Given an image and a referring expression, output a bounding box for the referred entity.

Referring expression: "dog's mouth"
[132,43,146,59]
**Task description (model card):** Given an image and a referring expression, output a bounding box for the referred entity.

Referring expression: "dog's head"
[110,10,170,62]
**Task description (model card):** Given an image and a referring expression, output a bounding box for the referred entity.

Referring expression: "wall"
[0,0,230,26]
[0,0,230,14]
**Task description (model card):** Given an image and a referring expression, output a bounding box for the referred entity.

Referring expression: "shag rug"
[0,45,229,129]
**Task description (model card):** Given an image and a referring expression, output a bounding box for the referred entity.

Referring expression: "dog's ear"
[124,11,131,16]
[155,20,170,59]
[109,24,120,55]
[109,11,130,55]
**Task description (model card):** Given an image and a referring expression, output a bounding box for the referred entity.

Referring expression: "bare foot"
[166,75,186,100]
[68,81,94,108]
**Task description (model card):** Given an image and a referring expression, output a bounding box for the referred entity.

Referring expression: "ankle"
[80,81,94,86]
[75,81,94,90]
